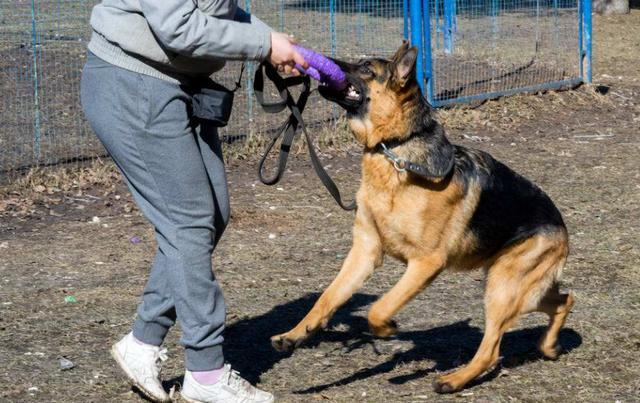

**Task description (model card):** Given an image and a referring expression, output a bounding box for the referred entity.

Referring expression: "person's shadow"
[158,292,581,398]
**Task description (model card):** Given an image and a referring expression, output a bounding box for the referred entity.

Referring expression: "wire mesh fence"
[0,0,98,178]
[0,0,406,178]
[0,0,589,177]
[424,0,584,105]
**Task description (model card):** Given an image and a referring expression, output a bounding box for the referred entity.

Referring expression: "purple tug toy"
[294,45,347,91]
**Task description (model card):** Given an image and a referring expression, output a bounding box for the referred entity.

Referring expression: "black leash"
[253,63,356,211]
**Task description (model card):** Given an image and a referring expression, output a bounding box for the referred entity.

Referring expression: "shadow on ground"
[193,293,583,393]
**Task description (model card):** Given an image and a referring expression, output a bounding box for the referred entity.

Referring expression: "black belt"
[253,63,356,211]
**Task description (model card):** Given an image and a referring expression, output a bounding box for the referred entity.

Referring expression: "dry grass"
[0,158,121,217]
[593,10,640,84]
[437,84,614,131]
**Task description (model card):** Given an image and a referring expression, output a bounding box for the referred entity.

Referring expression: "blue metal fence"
[409,0,592,106]
[0,0,591,175]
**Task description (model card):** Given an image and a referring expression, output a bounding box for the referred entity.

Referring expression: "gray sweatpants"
[81,52,229,371]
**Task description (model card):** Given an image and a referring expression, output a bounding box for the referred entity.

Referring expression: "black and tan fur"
[271,42,574,393]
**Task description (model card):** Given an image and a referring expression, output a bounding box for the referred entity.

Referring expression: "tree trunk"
[593,0,630,15]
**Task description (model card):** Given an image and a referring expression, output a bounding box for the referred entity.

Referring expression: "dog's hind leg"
[434,233,565,393]
[433,265,522,393]
[271,208,383,352]
[519,230,572,360]
[534,284,574,360]
[367,253,445,338]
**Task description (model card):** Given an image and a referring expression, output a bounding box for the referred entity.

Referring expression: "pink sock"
[192,366,225,385]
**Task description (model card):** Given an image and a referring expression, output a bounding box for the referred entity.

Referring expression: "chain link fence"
[0,0,406,178]
[424,0,585,106]
[0,0,98,177]
[1,0,589,177]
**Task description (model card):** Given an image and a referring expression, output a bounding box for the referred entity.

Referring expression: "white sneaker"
[181,364,274,403]
[110,332,171,402]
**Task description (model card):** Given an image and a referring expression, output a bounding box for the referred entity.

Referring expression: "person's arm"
[139,0,271,61]
[233,7,270,34]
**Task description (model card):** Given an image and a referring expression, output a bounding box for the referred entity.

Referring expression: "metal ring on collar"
[393,159,407,172]
[380,143,406,173]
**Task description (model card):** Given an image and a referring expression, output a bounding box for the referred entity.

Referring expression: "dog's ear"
[390,41,418,88]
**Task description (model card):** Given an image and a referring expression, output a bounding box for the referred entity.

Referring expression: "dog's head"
[319,41,422,147]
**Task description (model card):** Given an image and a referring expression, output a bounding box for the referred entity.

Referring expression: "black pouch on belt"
[191,78,235,127]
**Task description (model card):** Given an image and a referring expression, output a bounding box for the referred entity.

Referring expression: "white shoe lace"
[151,348,169,377]
[224,365,255,398]
[156,348,169,363]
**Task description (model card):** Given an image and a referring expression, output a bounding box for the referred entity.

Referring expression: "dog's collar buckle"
[380,143,407,173]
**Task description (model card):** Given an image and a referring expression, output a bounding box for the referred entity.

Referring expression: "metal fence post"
[356,0,364,44]
[552,0,560,48]
[30,0,41,160]
[535,0,541,50]
[409,0,425,94]
[491,0,498,37]
[434,0,440,50]
[280,0,285,30]
[422,0,434,104]
[245,0,253,126]
[403,0,409,39]
[582,0,592,83]
[443,0,455,54]
[329,0,336,58]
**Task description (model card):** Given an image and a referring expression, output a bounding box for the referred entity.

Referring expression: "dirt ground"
[1,11,639,403]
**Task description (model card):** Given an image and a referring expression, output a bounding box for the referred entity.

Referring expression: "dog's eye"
[359,62,374,76]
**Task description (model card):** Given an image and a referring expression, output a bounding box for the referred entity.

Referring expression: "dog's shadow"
[160,292,581,396]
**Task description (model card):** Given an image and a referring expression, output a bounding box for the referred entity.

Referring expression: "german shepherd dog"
[271,42,574,393]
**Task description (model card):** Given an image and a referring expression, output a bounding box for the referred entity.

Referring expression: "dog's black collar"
[375,131,423,150]
[372,132,455,182]
[370,118,437,152]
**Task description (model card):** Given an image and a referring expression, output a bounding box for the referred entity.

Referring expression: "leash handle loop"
[253,63,356,211]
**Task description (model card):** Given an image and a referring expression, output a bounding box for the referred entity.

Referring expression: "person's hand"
[268,32,308,75]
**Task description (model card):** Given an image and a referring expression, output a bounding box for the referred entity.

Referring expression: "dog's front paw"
[432,372,465,394]
[432,377,457,394]
[271,326,316,352]
[271,318,325,352]
[538,341,560,360]
[271,333,299,352]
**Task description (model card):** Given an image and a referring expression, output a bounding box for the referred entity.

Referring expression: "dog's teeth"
[343,84,360,101]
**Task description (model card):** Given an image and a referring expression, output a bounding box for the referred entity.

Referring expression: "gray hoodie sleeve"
[139,0,272,61]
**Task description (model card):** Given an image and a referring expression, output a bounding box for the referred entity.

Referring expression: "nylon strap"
[379,140,455,181]
[254,63,356,211]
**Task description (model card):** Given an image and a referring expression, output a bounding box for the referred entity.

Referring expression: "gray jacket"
[88,0,273,82]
